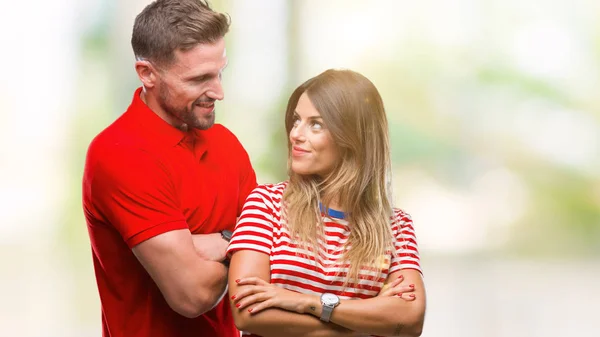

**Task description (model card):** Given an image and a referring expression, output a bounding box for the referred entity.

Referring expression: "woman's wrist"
[302,295,322,316]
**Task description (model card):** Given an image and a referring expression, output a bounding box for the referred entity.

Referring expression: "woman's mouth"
[292,146,310,156]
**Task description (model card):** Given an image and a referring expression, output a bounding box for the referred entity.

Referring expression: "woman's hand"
[232,274,417,316]
[377,274,417,300]
[231,277,312,314]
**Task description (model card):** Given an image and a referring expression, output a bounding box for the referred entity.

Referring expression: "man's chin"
[190,116,215,130]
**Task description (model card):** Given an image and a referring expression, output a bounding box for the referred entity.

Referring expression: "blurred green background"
[0,0,599,336]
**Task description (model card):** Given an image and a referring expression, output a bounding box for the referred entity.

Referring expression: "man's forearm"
[191,233,229,262]
[134,230,231,319]
[190,259,229,315]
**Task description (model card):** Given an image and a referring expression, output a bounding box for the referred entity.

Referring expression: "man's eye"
[192,75,214,83]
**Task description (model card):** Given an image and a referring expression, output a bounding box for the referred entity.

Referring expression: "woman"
[226,69,425,337]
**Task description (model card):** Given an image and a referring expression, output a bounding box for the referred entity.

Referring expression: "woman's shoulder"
[253,181,288,193]
[248,181,288,203]
[391,207,414,229]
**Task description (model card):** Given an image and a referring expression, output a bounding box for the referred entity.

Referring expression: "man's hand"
[191,233,228,262]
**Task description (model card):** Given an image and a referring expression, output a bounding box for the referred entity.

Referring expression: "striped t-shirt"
[227,182,421,333]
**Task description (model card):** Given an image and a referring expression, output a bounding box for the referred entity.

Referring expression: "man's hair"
[131,0,230,66]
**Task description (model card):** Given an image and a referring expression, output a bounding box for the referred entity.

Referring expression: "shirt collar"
[127,87,208,155]
[319,202,347,219]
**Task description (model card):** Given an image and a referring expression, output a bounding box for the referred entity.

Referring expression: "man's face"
[156,38,227,130]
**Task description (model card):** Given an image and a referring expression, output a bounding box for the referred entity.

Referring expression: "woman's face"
[289,93,340,177]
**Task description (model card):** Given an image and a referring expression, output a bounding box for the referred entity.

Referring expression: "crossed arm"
[300,269,425,336]
[228,250,426,337]
[132,230,230,318]
[228,250,357,337]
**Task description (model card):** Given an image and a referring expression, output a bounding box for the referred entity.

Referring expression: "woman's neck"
[320,194,344,212]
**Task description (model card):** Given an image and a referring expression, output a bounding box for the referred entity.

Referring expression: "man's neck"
[140,88,188,131]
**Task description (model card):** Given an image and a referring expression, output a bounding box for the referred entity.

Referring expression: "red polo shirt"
[83,87,256,337]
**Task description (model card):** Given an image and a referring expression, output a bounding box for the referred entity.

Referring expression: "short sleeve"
[88,145,187,248]
[389,210,422,274]
[227,185,277,256]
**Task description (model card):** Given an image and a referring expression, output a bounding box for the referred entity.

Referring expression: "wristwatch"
[220,230,233,267]
[319,293,340,322]
[221,230,233,242]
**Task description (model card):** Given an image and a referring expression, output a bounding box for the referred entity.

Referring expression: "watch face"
[322,293,339,305]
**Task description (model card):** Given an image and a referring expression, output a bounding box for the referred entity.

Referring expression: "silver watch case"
[319,293,340,322]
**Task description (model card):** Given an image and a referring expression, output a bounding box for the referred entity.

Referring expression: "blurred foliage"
[62,2,600,287]
[253,0,302,182]
[359,38,600,257]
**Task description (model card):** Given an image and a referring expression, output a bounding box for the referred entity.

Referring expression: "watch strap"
[320,303,334,322]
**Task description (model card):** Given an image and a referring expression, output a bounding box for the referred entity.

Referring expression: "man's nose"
[207,78,224,101]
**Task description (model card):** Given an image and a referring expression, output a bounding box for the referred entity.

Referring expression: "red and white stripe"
[228,182,421,302]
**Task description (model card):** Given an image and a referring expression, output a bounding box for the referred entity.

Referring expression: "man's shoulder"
[87,114,149,159]
[84,130,164,185]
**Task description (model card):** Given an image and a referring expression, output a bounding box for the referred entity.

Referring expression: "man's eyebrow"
[183,61,229,81]
[184,73,211,81]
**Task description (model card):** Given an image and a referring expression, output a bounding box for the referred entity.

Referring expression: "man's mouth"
[197,102,214,108]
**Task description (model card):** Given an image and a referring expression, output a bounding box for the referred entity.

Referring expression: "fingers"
[391,284,415,295]
[389,283,416,299]
[378,275,404,296]
[232,278,272,302]
[381,284,413,297]
[234,291,272,310]
[396,292,417,301]
[231,286,266,302]
[235,277,269,286]
[388,275,404,288]
[246,300,274,314]
[378,275,419,300]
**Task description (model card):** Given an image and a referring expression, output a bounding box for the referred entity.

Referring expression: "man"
[82,1,256,336]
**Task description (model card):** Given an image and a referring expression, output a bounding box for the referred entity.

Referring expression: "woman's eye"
[311,121,323,130]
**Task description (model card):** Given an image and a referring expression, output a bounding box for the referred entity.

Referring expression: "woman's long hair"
[283,69,395,286]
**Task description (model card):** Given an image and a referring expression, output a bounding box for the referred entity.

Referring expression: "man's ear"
[135,59,158,89]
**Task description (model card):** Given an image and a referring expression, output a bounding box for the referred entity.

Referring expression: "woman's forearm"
[234,307,359,337]
[303,295,425,337]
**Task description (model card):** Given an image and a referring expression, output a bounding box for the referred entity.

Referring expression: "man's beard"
[159,85,216,130]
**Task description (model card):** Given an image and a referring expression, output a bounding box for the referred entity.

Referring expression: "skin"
[227,92,426,336]
[289,92,340,177]
[130,39,233,318]
[228,250,419,337]
[135,38,228,131]
[230,264,425,336]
